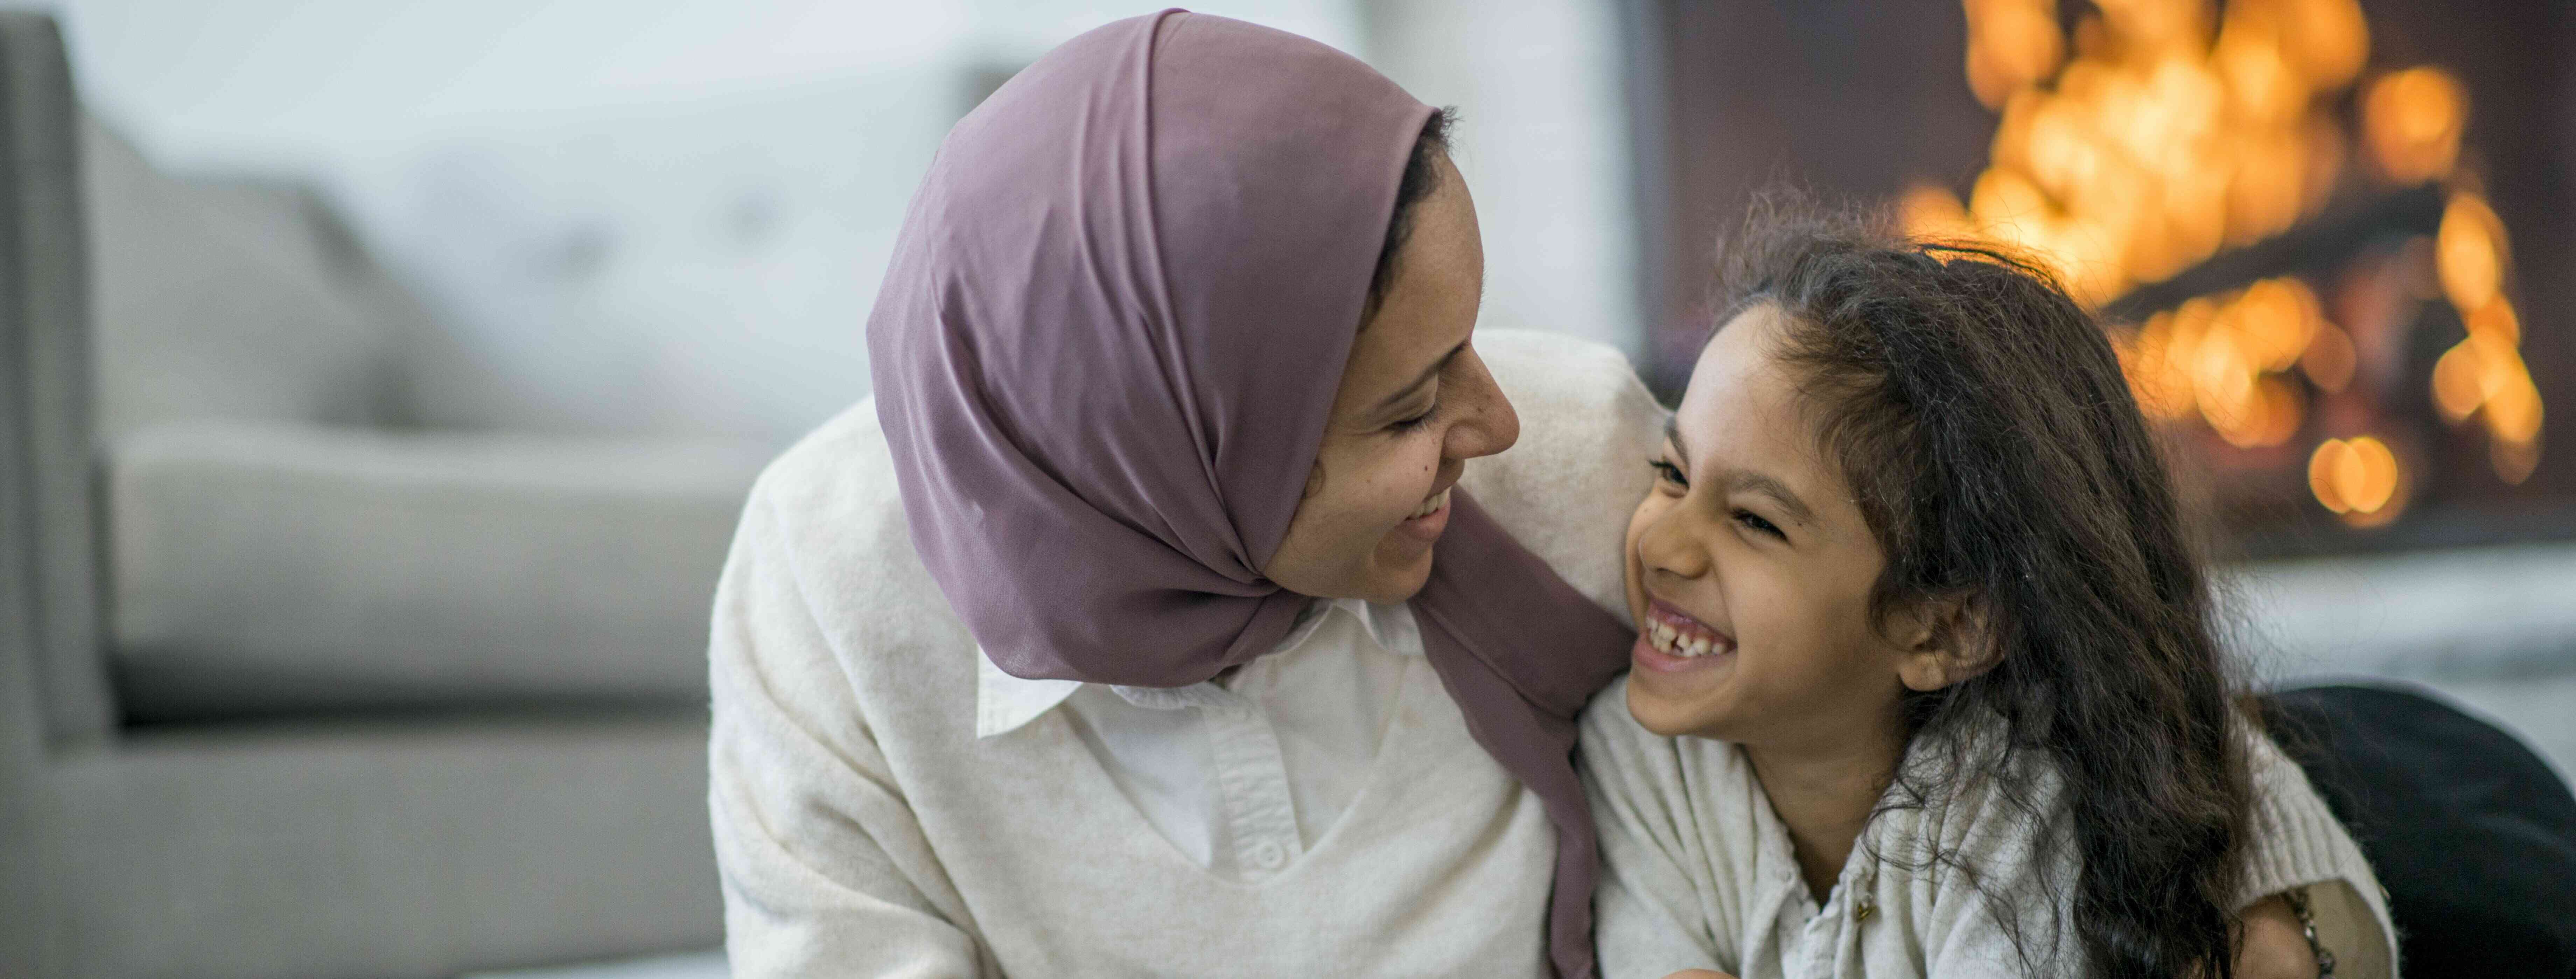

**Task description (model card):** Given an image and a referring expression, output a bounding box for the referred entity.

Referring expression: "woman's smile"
[1393,486,1454,542]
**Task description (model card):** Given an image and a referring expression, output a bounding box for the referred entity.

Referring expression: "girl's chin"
[1624,634,1736,736]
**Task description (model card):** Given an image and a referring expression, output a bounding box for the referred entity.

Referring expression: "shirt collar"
[974,651,1083,739]
[972,596,1422,739]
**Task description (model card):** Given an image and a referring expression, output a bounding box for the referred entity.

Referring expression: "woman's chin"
[1350,533,1438,602]
[1357,557,1435,604]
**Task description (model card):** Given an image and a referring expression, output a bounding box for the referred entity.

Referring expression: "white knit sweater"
[1582,678,2400,979]
[708,330,1665,977]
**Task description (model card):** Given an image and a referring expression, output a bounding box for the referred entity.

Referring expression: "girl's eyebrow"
[1665,415,1817,526]
[1722,470,1818,526]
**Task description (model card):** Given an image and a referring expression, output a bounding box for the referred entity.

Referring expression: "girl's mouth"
[1634,598,1734,670]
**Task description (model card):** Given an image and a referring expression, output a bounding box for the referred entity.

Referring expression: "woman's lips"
[1394,487,1452,542]
[1632,598,1734,673]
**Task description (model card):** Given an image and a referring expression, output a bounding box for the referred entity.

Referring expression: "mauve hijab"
[868,10,1632,977]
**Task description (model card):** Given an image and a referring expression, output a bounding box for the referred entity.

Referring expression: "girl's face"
[1263,154,1519,604]
[1622,304,1927,749]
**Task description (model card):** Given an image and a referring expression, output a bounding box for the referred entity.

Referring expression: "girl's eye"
[1734,509,1785,540]
[1648,458,1688,487]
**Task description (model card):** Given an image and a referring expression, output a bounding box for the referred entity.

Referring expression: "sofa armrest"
[107,421,771,722]
[1,11,114,749]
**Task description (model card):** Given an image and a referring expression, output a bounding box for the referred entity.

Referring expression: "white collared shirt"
[977,596,1422,880]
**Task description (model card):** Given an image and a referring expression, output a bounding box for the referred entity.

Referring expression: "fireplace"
[1619,0,2573,555]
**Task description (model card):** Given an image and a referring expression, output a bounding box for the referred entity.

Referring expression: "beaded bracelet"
[2282,886,2338,978]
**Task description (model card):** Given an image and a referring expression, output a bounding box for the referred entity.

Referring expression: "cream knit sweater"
[1583,678,2400,979]
[708,330,1665,977]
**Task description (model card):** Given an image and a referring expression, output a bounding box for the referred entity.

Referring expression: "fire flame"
[1927,0,2543,524]
[1925,0,2370,304]
[2119,277,2321,449]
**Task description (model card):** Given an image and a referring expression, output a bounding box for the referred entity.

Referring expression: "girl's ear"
[1893,593,1995,693]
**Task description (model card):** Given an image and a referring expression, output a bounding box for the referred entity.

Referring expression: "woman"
[707,11,1660,977]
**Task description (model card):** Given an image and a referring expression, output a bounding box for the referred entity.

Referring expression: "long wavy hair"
[1710,196,2253,978]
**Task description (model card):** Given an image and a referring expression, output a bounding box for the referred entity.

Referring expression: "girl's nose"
[1637,502,1713,583]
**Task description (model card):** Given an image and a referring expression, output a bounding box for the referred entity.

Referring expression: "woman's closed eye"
[1390,398,1441,432]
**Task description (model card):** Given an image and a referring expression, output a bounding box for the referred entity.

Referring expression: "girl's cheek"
[1622,498,1663,617]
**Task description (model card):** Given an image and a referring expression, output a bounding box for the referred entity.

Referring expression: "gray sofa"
[2,13,756,977]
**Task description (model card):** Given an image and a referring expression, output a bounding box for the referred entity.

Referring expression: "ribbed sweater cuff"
[2239,744,2402,974]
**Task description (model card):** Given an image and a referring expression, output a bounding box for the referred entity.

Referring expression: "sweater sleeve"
[708,486,989,979]
[2235,730,2401,979]
[1581,681,1735,979]
[1916,728,2403,979]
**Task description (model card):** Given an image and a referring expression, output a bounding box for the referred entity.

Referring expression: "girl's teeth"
[1645,611,1726,659]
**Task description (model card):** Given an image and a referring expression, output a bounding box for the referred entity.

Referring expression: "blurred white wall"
[1364,0,1641,360]
[55,0,1634,441]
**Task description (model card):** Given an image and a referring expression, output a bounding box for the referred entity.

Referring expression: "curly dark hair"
[1710,193,2255,978]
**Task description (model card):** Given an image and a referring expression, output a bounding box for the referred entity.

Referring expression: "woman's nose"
[1444,348,1520,461]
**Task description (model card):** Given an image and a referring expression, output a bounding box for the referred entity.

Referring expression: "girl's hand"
[2236,894,2322,979]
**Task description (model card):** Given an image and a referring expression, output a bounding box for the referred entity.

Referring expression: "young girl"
[1581,207,2398,979]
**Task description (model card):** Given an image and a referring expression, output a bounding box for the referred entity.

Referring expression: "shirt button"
[1250,840,1287,871]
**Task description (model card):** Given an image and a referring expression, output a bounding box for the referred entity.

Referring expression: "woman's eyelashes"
[1390,397,1441,433]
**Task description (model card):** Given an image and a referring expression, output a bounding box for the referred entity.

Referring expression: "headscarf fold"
[868,11,1632,976]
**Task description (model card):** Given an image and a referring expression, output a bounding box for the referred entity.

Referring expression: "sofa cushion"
[84,115,411,438]
[107,420,770,722]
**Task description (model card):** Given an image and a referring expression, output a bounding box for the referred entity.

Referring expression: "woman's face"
[1262,153,1518,604]
[1620,304,1915,749]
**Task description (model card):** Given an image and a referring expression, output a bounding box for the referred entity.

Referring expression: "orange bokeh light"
[1941,0,2539,501]
[2431,343,2487,423]
[2436,193,2508,313]
[1965,0,2065,108]
[2466,298,2520,345]
[2493,437,2541,486]
[2298,321,2356,393]
[2309,436,2403,524]
[2363,67,2466,183]
[1942,0,2382,307]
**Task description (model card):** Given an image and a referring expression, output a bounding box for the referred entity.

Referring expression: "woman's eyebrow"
[1663,415,1692,470]
[1371,340,1467,415]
